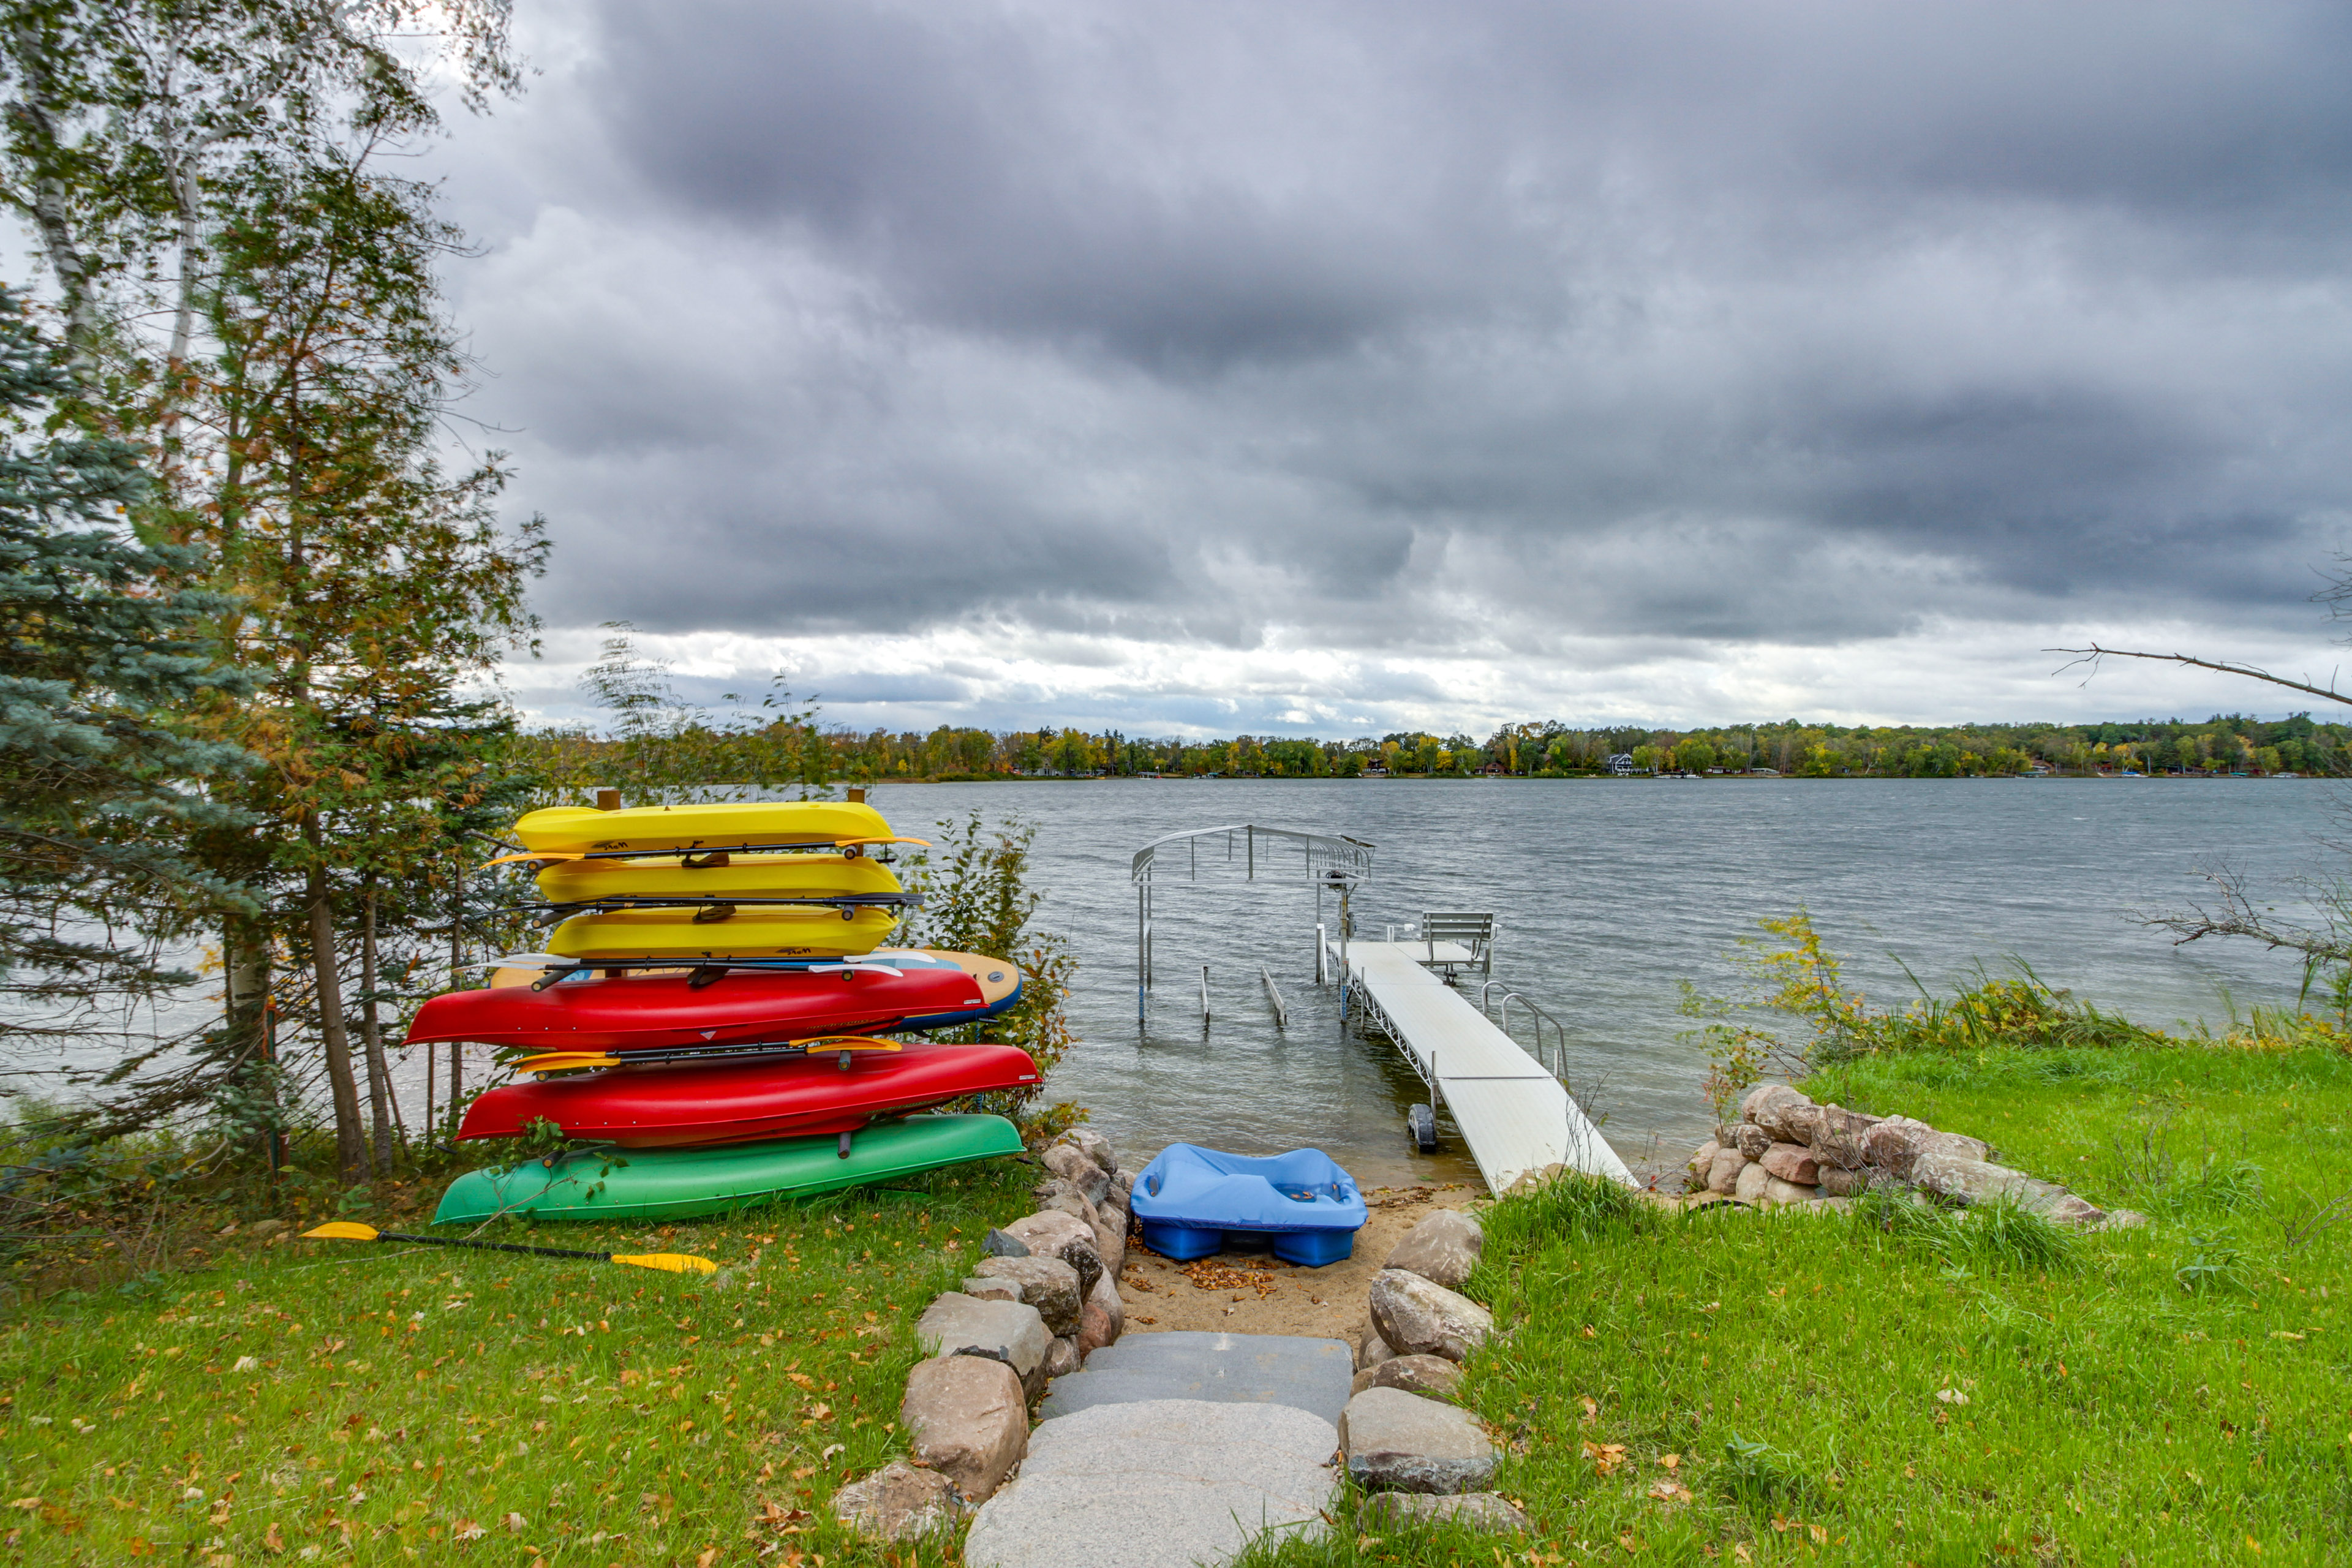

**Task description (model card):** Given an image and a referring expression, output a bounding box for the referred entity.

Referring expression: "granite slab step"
[960,1398,1339,1568]
[1038,1330,1354,1425]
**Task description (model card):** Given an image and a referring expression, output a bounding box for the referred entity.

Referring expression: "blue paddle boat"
[1129,1144,1368,1266]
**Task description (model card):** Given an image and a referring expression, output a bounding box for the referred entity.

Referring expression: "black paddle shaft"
[374,1231,612,1263]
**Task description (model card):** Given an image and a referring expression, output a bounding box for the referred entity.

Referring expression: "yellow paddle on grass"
[301,1221,716,1275]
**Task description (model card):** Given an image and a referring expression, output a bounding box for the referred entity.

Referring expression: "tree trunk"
[360,878,394,1172]
[224,916,274,1167]
[304,844,368,1180]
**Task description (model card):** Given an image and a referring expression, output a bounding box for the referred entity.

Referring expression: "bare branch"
[2046,643,2352,708]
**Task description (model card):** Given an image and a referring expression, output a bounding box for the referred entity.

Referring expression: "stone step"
[1038,1330,1354,1425]
[961,1397,1340,1568]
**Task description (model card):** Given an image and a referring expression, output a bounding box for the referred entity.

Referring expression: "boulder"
[1091,1216,1128,1278]
[958,1276,1023,1305]
[1817,1166,1871,1198]
[900,1354,1029,1502]
[1382,1210,1483,1289]
[1061,1126,1119,1175]
[1705,1148,1747,1196]
[1040,1144,1112,1206]
[914,1293,1053,1401]
[1358,1491,1529,1534]
[1365,1354,1463,1399]
[1687,1140,1721,1177]
[1003,1211,1104,1300]
[1732,1123,1772,1160]
[1758,1175,1818,1205]
[1921,1128,1995,1165]
[1758,1142,1820,1185]
[1367,1269,1493,1364]
[1808,1103,1879,1170]
[830,1460,967,1541]
[1741,1084,1819,1145]
[1355,1328,1396,1373]
[981,1228,1031,1259]
[1910,1153,2103,1225]
[1044,1335,1081,1379]
[1733,1163,1771,1204]
[972,1255,1083,1336]
[2100,1208,2149,1232]
[1861,1115,1939,1178]
[1030,1180,1100,1227]
[1112,1167,1138,1208]
[1078,1270,1124,1355]
[1339,1386,1497,1494]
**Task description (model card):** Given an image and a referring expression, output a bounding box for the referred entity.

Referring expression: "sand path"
[1114,1181,1482,1340]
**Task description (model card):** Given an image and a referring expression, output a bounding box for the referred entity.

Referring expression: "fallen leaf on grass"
[1646,1480,1694,1504]
[453,1520,485,1541]
[1582,1440,1627,1476]
[1936,1389,1970,1406]
[1657,1453,1681,1471]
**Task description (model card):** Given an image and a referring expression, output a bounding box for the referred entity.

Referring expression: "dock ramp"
[1338,941,1633,1194]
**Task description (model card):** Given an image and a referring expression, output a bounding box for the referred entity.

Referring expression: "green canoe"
[431,1114,1024,1225]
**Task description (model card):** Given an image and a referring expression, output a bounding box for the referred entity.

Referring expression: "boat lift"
[1129,824,1373,1022]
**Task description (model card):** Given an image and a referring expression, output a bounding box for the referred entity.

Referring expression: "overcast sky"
[426,1,2352,737]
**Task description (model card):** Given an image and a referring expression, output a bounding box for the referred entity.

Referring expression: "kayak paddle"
[300,1221,718,1274]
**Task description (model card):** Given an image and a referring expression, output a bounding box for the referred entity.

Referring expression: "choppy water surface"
[873,778,2334,1186]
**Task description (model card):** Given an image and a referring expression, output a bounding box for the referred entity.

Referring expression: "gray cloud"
[430,0,2352,728]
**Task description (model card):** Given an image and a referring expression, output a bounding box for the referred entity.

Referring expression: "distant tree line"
[524,711,2345,785]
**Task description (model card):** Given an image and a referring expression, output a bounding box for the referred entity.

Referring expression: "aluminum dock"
[1335,940,1634,1194]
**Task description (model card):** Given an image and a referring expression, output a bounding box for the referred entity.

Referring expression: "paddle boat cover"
[1129,1143,1368,1266]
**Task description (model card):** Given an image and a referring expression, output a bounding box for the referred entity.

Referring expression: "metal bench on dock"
[1334,938,1633,1194]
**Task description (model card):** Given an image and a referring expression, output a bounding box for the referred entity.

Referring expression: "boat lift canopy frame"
[1130,824,1373,1019]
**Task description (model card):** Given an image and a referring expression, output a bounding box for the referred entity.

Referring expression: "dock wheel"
[1407,1102,1438,1152]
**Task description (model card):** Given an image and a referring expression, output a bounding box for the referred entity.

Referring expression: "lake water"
[867,777,2336,1187]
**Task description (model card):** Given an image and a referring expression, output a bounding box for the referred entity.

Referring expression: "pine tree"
[0,285,252,1074]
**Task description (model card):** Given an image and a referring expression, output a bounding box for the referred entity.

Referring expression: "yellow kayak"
[546,904,902,961]
[514,800,894,854]
[535,852,905,907]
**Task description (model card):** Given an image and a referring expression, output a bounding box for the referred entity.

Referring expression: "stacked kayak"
[435,1115,1027,1223]
[1129,1144,1368,1266]
[421,797,1034,1223]
[511,799,918,962]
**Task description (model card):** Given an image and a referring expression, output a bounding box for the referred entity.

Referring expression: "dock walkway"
[1336,941,1633,1194]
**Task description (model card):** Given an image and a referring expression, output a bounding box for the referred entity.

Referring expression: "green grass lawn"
[0,1159,1039,1567]
[10,1042,2350,1566]
[1248,1041,2352,1567]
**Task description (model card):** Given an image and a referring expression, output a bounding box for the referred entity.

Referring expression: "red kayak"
[455,1042,1040,1148]
[404,952,1020,1054]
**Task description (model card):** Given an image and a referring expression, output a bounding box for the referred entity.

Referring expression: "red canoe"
[404,954,1020,1054]
[455,1042,1040,1148]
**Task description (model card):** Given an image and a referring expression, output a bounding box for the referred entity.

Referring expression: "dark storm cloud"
[438,0,2352,695]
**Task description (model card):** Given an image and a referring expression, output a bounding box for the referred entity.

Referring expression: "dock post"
[1338,883,1352,1028]
[1136,883,1146,1022]
[1315,922,1327,984]
[1261,965,1289,1028]
[1200,964,1211,1027]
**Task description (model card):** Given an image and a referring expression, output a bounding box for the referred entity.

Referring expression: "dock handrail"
[1483,987,1570,1077]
